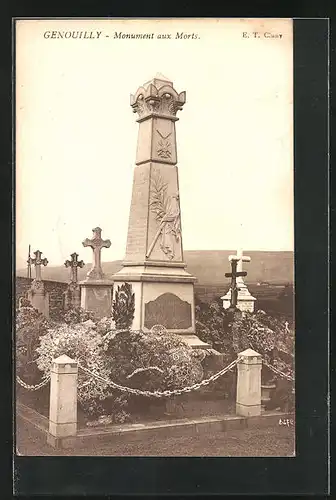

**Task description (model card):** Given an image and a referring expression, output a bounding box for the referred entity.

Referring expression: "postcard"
[15,17,295,464]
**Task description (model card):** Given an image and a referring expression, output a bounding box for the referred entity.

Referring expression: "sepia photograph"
[15,18,295,459]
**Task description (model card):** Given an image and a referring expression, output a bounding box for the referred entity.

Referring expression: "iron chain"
[16,375,50,391]
[15,358,294,394]
[78,359,238,398]
[262,359,295,382]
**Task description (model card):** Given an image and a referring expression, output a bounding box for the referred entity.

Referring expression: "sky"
[15,18,293,268]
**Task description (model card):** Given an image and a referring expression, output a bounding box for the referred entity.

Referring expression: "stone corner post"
[236,348,262,417]
[48,354,78,443]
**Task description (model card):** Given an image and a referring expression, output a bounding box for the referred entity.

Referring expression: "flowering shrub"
[105,329,203,392]
[36,321,115,416]
[196,299,294,361]
[231,310,294,371]
[195,298,234,353]
[195,299,295,409]
[35,316,203,422]
[63,307,97,325]
[16,304,51,384]
[103,328,204,419]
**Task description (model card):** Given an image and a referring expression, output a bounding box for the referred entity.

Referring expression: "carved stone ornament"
[67,281,80,293]
[157,130,172,159]
[31,279,45,293]
[147,171,181,260]
[130,82,186,120]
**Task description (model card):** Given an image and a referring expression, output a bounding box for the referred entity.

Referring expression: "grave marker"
[79,227,113,319]
[82,227,111,280]
[64,252,85,310]
[222,248,256,313]
[27,249,50,318]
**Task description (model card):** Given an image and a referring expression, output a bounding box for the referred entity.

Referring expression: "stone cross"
[229,248,251,284]
[225,258,247,310]
[64,252,84,284]
[82,227,111,280]
[27,250,48,281]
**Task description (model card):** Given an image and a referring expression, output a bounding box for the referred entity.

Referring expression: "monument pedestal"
[80,279,113,319]
[64,283,81,311]
[221,284,256,313]
[113,264,210,349]
[27,281,49,319]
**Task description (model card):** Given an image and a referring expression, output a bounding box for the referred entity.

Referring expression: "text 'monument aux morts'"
[43,31,199,40]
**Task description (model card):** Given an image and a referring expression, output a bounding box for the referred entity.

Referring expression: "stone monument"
[27,249,49,318]
[79,227,113,318]
[64,252,85,310]
[222,248,256,313]
[112,74,209,349]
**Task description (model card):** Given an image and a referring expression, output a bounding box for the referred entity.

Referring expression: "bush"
[195,300,295,409]
[105,329,203,391]
[16,304,51,384]
[36,321,114,417]
[195,298,234,353]
[103,328,204,418]
[196,301,294,361]
[35,318,204,423]
[112,283,135,330]
[63,307,97,325]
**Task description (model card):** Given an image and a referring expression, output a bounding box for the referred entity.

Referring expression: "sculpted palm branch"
[149,172,168,222]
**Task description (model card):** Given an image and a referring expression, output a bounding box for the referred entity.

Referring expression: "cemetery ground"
[16,291,295,457]
[16,413,295,457]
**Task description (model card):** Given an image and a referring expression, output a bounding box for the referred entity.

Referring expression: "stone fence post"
[236,348,262,417]
[47,354,78,446]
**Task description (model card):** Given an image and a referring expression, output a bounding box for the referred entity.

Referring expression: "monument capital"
[130,75,186,122]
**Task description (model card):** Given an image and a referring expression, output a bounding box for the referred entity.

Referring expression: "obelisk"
[112,74,209,348]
